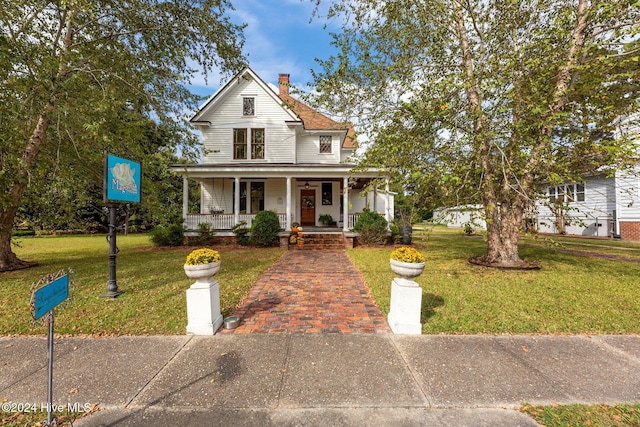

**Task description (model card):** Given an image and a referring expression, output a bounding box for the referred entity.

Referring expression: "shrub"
[149,224,184,246]
[197,222,216,245]
[231,221,251,245]
[251,210,282,246]
[353,210,388,245]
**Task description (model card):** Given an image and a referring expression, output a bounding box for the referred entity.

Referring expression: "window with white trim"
[233,129,247,159]
[319,135,332,154]
[548,183,585,203]
[242,97,255,116]
[251,128,265,159]
[233,128,265,160]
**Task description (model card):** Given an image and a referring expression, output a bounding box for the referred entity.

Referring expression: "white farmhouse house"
[170,68,394,241]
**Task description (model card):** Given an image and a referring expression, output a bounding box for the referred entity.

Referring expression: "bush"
[250,210,282,246]
[149,224,184,246]
[197,222,216,246]
[353,211,388,245]
[231,221,251,245]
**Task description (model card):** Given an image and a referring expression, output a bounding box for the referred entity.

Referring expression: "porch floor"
[218,250,391,334]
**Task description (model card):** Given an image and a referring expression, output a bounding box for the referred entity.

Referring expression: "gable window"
[242,97,255,116]
[251,128,265,160]
[233,128,247,159]
[548,183,585,203]
[319,135,332,154]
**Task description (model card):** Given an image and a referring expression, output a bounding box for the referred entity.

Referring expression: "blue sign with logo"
[105,154,141,203]
[34,275,69,320]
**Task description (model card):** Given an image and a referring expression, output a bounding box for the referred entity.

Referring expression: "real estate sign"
[104,153,141,203]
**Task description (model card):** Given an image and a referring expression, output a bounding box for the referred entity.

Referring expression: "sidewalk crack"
[389,336,432,408]
[124,335,193,408]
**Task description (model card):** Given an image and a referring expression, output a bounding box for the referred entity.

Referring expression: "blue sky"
[187,0,340,99]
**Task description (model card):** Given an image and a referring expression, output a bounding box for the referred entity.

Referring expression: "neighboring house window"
[233,129,247,159]
[251,128,265,160]
[242,97,255,116]
[319,135,332,154]
[548,183,585,203]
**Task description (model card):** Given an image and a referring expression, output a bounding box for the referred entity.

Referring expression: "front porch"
[184,213,363,232]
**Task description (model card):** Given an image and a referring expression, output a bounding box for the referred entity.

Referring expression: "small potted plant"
[184,247,221,281]
[390,246,425,279]
[319,213,333,227]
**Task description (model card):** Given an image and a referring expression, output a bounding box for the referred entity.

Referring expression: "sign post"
[103,153,141,299]
[31,271,73,427]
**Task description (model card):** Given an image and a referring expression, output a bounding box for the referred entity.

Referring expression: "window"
[233,129,247,159]
[319,135,332,154]
[233,181,247,213]
[548,183,585,203]
[251,128,265,159]
[242,97,255,116]
[250,182,264,212]
[322,182,332,205]
[575,183,585,202]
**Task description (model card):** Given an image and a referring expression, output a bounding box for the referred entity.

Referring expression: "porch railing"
[186,212,375,231]
[185,213,288,231]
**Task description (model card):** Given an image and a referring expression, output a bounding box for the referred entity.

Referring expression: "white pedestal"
[387,278,422,335]
[186,279,223,335]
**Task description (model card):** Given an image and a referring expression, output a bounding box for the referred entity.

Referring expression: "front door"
[300,189,316,226]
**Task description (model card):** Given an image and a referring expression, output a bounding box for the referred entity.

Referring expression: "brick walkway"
[219,250,391,334]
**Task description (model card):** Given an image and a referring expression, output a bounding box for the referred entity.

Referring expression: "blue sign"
[105,154,141,203]
[34,275,69,320]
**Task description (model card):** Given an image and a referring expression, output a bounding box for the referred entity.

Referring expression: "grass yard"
[2,231,640,426]
[1,234,283,336]
[349,231,640,334]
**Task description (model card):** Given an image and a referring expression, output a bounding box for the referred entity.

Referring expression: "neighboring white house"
[170,67,394,235]
[432,205,487,230]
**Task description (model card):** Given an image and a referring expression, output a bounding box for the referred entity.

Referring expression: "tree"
[310,0,639,268]
[0,0,246,271]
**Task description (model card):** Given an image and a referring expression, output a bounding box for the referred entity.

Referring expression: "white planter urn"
[184,262,223,335]
[184,262,221,282]
[388,259,424,335]
[389,259,425,279]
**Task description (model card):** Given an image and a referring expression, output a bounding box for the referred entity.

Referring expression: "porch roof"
[169,163,387,180]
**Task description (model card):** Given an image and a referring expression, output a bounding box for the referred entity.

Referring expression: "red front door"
[300,189,316,226]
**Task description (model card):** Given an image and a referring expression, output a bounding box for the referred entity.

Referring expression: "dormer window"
[242,97,255,116]
[319,135,332,154]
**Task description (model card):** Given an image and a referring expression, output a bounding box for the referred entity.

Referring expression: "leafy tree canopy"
[0,0,246,270]
[310,0,639,267]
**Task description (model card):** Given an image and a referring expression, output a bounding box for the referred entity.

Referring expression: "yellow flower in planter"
[390,246,425,263]
[185,248,221,265]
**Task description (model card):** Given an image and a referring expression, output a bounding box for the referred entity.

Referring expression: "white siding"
[296,133,342,164]
[615,167,640,224]
[198,76,296,164]
[536,176,615,237]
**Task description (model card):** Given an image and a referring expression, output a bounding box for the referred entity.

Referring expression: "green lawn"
[2,234,283,336]
[3,232,640,426]
[349,232,640,334]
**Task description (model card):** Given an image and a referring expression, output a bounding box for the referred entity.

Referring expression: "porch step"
[289,233,346,250]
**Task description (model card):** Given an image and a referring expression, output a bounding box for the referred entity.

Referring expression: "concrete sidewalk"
[2,334,639,426]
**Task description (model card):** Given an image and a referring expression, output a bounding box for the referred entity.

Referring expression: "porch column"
[286,176,292,230]
[234,177,240,226]
[385,178,391,224]
[182,176,189,218]
[343,177,349,231]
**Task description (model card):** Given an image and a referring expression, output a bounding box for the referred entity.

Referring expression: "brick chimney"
[278,73,290,96]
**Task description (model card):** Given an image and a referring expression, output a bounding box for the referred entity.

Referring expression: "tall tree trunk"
[0,9,74,271]
[0,111,52,271]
